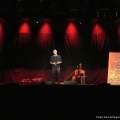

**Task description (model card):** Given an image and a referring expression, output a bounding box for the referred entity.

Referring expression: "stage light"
[34,19,39,24]
[79,20,82,24]
[103,11,105,18]
[97,11,99,18]
[115,10,120,18]
[96,10,103,18]
[116,11,118,17]
[37,21,53,50]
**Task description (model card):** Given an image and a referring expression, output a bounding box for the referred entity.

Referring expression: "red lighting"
[118,26,120,33]
[0,23,3,40]
[18,22,31,33]
[92,24,107,50]
[64,22,80,51]
[66,23,79,34]
[37,22,53,50]
[117,26,120,45]
[113,19,120,46]
[16,22,31,47]
[0,23,4,53]
[39,23,52,34]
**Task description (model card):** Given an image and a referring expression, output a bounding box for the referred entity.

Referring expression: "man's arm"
[50,56,56,65]
[56,61,62,64]
[56,55,62,64]
[50,62,56,65]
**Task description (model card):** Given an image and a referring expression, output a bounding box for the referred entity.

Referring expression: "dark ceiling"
[0,0,120,20]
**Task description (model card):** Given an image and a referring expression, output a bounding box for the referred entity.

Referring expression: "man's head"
[53,49,57,55]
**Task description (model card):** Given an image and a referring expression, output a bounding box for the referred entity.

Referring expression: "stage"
[0,1,119,119]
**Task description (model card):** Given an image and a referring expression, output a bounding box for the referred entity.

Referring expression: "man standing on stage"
[50,49,62,85]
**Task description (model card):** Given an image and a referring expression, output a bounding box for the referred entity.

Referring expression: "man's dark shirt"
[50,55,62,69]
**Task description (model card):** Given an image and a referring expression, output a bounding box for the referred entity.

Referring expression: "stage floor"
[0,81,95,85]
[54,82,95,85]
[0,81,110,86]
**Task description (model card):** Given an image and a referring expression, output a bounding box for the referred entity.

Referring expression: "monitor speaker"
[7,83,19,85]
[45,81,52,85]
[64,81,76,85]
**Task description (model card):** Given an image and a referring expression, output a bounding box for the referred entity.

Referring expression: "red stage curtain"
[37,22,53,52]
[64,33,81,54]
[3,67,107,84]
[37,33,53,51]
[92,24,108,50]
[64,22,82,54]
[15,33,31,49]
[14,22,31,49]
[0,22,4,54]
[117,26,120,46]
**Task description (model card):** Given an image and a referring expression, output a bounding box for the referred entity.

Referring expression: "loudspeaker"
[64,81,77,85]
[7,83,19,85]
[45,81,52,85]
[31,82,42,85]
[97,83,110,86]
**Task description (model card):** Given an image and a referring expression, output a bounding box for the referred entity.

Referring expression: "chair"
[77,69,87,85]
[72,63,87,85]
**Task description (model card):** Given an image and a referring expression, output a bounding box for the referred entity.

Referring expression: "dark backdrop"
[0,17,119,84]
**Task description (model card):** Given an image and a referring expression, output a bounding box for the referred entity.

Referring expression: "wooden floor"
[0,82,95,85]
[54,82,94,85]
